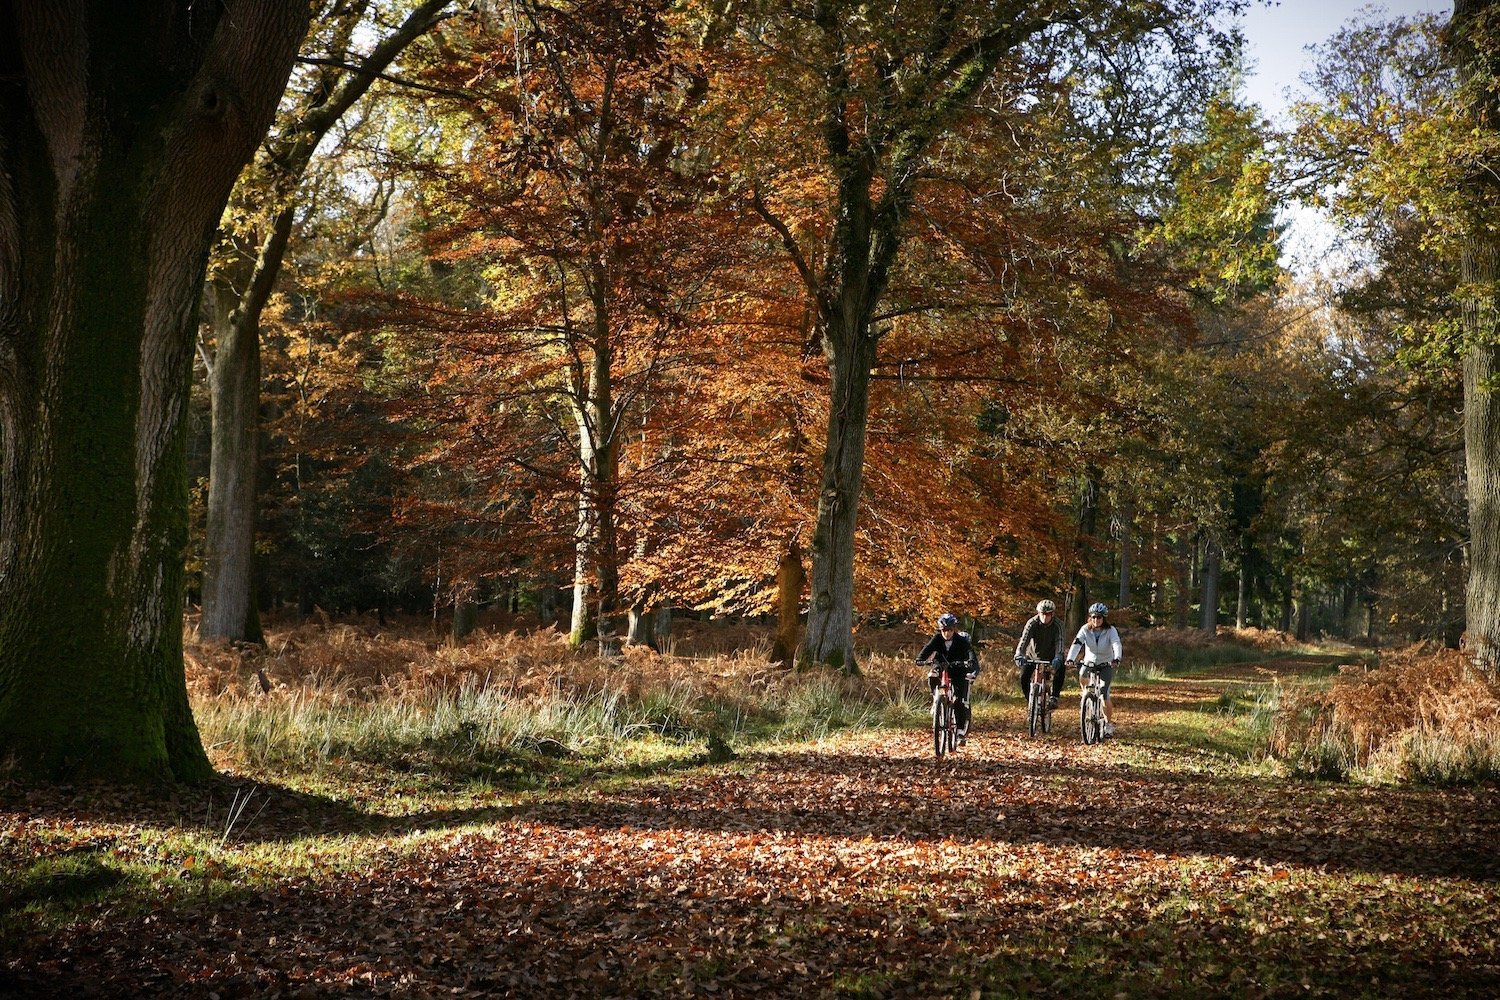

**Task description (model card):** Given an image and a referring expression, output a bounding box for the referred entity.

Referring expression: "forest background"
[4,0,1500,783]
[188,0,1462,653]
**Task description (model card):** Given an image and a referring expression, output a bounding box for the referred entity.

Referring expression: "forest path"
[7,656,1500,998]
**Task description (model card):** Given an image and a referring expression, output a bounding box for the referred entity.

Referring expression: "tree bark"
[0,0,308,782]
[1200,537,1221,635]
[1116,502,1132,612]
[802,312,879,671]
[200,218,285,645]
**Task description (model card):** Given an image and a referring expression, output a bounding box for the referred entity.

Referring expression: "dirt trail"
[6,658,1499,998]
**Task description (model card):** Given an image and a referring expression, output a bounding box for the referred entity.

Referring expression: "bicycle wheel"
[1027,688,1042,737]
[1080,691,1102,745]
[933,698,950,759]
[943,700,957,755]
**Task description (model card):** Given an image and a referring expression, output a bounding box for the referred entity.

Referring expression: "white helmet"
[1036,600,1056,614]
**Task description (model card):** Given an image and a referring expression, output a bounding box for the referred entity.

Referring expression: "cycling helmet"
[937,612,960,629]
[1088,602,1109,617]
[1036,600,1056,614]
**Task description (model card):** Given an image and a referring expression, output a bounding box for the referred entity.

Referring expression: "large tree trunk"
[802,314,879,671]
[569,284,622,654]
[1116,502,1132,612]
[200,214,290,645]
[0,0,307,782]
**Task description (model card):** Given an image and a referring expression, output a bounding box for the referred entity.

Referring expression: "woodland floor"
[2,656,1498,998]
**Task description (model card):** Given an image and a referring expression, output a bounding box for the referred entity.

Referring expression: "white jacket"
[1068,624,1122,665]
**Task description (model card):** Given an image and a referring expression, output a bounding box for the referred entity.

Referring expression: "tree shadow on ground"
[12,738,1484,885]
[4,814,1496,1000]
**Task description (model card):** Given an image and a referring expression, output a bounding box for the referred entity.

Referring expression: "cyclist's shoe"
[1047,696,1058,709]
[1103,722,1116,737]
[957,731,968,746]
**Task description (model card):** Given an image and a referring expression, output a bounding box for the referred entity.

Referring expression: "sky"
[1231,1,1452,272]
[1234,1,1450,120]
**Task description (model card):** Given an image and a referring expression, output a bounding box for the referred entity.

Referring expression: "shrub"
[1261,648,1500,784]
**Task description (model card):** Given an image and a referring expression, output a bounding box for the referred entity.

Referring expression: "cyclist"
[1013,599,1066,709]
[1066,602,1123,737]
[917,612,980,746]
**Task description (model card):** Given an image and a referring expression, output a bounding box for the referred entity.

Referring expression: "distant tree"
[0,1,308,781]
[201,0,454,644]
[717,0,1243,670]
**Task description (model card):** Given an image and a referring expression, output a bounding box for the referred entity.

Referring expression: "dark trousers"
[928,670,972,734]
[1019,657,1065,700]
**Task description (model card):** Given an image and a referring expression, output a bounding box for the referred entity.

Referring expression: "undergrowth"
[188,622,929,788]
[1260,648,1500,784]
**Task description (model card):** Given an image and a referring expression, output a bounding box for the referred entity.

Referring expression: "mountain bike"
[925,662,959,759]
[1018,656,1055,737]
[1075,662,1107,745]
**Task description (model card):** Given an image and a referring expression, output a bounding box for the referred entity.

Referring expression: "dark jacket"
[918,630,978,672]
[1014,614,1064,661]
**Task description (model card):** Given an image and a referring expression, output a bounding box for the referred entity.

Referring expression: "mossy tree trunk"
[0,0,307,782]
[1454,0,1500,679]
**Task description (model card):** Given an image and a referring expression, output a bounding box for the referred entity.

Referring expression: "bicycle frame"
[1019,656,1054,737]
[928,663,959,759]
[1078,665,1107,745]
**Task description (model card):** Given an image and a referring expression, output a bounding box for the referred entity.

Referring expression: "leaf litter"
[3,661,1498,997]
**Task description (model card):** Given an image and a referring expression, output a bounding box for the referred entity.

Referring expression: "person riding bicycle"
[1014,599,1066,709]
[917,612,980,746]
[1066,602,1122,737]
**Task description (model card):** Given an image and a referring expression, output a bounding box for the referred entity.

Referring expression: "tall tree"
[1288,8,1499,661]
[0,0,308,781]
[727,0,1240,669]
[201,0,453,643]
[370,0,723,647]
[1452,0,1500,676]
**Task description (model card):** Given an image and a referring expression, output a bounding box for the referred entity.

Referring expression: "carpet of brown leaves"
[4,659,1498,998]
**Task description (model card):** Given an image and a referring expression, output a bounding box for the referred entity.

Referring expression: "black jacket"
[918,630,978,671]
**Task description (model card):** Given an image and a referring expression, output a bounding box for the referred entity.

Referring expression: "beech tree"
[201,0,454,644]
[1287,6,1500,668]
[717,0,1242,670]
[366,0,725,648]
[0,0,308,781]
